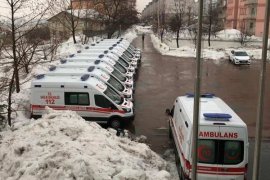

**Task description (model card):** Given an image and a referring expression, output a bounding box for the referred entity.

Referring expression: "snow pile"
[122,26,139,42]
[0,108,171,180]
[152,35,226,60]
[216,29,241,40]
[136,25,153,34]
[151,34,170,55]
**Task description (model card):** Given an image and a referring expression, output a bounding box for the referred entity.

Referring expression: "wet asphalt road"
[128,34,270,179]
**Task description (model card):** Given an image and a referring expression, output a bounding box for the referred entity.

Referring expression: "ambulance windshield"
[118,58,129,68]
[108,76,125,92]
[112,69,126,82]
[198,139,244,165]
[124,50,133,58]
[103,85,123,105]
[114,62,127,74]
[122,53,131,62]
[119,56,130,63]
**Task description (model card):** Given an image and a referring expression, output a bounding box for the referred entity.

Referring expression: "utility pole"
[157,0,160,37]
[252,0,270,179]
[191,0,203,180]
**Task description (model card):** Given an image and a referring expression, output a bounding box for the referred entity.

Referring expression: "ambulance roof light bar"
[186,93,215,98]
[81,74,90,81]
[35,74,45,80]
[95,60,101,64]
[49,65,57,71]
[88,66,95,72]
[60,59,67,64]
[203,113,232,121]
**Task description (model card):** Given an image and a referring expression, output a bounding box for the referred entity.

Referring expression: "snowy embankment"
[0,108,171,180]
[151,29,266,61]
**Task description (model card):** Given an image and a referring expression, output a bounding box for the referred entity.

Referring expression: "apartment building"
[226,0,267,36]
[71,0,136,10]
[141,0,198,25]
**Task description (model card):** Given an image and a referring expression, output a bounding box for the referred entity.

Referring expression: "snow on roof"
[66,9,101,19]
[0,108,170,179]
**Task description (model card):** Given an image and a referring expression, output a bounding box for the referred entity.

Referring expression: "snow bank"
[121,26,139,42]
[151,34,170,55]
[152,35,226,61]
[216,29,241,40]
[0,108,171,180]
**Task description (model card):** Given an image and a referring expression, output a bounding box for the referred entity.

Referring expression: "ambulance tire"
[109,117,122,129]
[175,148,184,180]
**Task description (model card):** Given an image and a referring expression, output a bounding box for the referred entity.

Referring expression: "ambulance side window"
[65,92,90,105]
[95,95,117,109]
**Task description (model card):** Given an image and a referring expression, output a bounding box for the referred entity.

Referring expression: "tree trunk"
[7,72,15,126]
[24,64,29,74]
[71,13,77,44]
[176,29,180,48]
[11,1,20,93]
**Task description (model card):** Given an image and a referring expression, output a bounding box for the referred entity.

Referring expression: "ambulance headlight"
[125,94,131,98]
[123,108,131,113]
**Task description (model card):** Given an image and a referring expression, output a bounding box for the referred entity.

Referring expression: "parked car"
[229,50,251,65]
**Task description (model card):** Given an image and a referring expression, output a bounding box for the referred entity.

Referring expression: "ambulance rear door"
[218,126,248,180]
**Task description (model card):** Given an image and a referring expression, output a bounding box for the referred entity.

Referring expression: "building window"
[251,8,255,15]
[250,22,254,29]
[227,8,233,15]
[65,92,90,106]
[240,8,246,15]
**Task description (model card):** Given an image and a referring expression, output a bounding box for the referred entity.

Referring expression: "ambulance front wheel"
[109,118,122,129]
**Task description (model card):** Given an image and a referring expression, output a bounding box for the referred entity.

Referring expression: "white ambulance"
[64,53,135,77]
[98,38,141,56]
[70,51,136,74]
[59,59,135,86]
[87,43,140,63]
[30,74,134,129]
[46,65,134,101]
[78,47,138,69]
[95,42,141,61]
[166,93,249,180]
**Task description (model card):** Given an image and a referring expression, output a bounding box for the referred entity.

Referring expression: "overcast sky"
[136,0,152,13]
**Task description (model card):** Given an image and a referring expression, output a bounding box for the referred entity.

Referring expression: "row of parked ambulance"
[30,38,141,129]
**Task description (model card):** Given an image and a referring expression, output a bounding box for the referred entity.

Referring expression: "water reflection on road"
[129,35,270,155]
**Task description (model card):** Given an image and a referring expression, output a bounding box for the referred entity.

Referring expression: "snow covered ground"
[0,108,174,180]
[0,26,180,180]
[149,29,267,62]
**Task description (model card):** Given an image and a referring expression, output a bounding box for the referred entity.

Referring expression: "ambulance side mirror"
[165,109,171,116]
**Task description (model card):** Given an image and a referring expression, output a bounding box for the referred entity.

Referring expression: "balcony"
[245,0,258,6]
[244,13,257,20]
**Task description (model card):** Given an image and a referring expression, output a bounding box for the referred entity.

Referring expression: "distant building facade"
[47,10,105,40]
[226,0,268,36]
[141,0,198,27]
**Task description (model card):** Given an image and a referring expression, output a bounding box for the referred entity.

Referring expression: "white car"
[229,50,251,65]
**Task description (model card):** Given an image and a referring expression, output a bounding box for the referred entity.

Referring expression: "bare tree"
[94,0,138,38]
[237,20,251,46]
[169,0,187,48]
[49,0,87,44]
[205,0,221,47]
[0,0,52,125]
[1,0,52,93]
